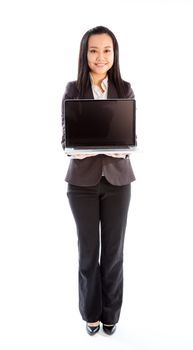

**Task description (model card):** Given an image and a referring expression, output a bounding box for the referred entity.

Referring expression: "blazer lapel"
[107,80,119,98]
[84,82,94,99]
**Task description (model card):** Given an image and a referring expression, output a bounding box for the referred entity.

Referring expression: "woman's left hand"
[103,153,129,159]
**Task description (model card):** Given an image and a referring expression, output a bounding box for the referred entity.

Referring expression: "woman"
[61,26,136,336]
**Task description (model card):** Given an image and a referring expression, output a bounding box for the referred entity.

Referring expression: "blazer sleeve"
[123,81,135,99]
[61,81,78,150]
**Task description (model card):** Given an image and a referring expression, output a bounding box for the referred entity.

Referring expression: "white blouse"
[90,74,108,100]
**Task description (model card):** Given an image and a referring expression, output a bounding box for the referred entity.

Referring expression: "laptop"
[64,98,137,155]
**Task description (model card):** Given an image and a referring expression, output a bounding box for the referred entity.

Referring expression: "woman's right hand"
[69,153,98,159]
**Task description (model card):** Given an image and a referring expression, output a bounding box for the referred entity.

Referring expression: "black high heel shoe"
[103,324,116,335]
[86,323,100,336]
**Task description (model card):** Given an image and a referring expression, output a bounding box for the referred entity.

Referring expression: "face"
[87,33,114,78]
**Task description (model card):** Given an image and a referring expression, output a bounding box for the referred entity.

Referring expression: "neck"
[90,73,107,87]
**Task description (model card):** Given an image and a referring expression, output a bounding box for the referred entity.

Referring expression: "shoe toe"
[103,324,116,335]
[86,324,100,335]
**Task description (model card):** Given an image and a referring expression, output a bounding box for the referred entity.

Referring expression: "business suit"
[61,79,136,324]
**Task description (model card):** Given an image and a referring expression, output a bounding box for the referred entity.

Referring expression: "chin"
[95,68,108,74]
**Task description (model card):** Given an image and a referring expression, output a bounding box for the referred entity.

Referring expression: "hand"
[70,153,98,159]
[103,153,129,159]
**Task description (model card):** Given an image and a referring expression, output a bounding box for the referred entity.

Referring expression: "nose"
[96,52,104,61]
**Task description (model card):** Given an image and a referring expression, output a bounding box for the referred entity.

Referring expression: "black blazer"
[61,79,136,186]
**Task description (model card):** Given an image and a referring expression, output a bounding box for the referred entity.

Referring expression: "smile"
[95,63,106,67]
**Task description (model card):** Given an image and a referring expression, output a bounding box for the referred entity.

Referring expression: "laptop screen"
[64,99,136,149]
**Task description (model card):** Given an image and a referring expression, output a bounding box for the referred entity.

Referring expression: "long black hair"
[77,26,126,98]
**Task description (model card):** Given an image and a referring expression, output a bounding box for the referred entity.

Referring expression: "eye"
[90,49,97,53]
[104,49,111,53]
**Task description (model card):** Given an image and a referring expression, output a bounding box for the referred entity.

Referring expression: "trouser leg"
[99,178,131,324]
[67,183,102,322]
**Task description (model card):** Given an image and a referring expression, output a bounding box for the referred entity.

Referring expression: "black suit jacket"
[61,79,136,186]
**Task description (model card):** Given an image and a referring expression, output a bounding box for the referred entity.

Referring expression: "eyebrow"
[88,45,112,49]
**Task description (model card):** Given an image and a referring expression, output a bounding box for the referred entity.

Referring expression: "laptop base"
[65,147,137,155]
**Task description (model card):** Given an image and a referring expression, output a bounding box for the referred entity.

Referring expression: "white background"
[0,0,193,349]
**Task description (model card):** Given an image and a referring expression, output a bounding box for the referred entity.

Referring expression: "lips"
[95,63,106,67]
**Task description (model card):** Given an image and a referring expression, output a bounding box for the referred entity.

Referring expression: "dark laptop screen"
[65,99,136,148]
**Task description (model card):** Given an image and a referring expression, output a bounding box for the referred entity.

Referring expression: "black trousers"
[67,177,131,324]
